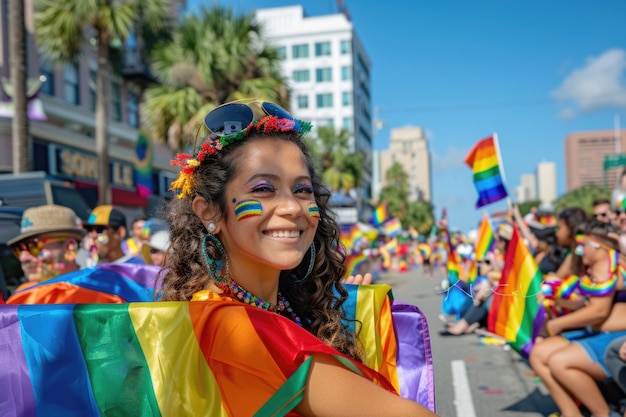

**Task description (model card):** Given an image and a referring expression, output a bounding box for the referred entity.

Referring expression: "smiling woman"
[159,100,438,416]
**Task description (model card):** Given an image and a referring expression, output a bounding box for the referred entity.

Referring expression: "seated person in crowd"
[84,205,143,264]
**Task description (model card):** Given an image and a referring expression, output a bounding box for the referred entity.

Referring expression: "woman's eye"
[251,182,276,193]
[293,183,313,194]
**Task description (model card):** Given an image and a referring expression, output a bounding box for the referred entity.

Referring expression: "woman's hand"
[545,319,561,337]
[341,273,373,285]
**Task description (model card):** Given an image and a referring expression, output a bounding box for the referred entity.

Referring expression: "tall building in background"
[537,161,557,204]
[565,129,626,190]
[515,173,537,203]
[255,5,373,203]
[379,126,431,202]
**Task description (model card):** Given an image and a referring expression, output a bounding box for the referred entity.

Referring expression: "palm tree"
[316,126,365,193]
[9,0,28,173]
[554,185,611,214]
[142,5,289,152]
[34,0,170,204]
[380,162,410,219]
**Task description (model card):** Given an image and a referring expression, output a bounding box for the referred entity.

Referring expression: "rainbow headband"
[170,115,312,199]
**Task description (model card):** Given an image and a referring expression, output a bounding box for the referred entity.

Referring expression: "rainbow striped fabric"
[344,284,435,411]
[2,280,436,415]
[487,225,542,356]
[1,294,398,416]
[474,213,495,260]
[464,135,508,208]
[7,263,162,304]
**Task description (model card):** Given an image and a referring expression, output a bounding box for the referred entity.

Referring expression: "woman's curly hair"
[160,130,365,362]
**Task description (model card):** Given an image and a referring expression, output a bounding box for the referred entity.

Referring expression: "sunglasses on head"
[204,102,294,136]
[12,237,70,259]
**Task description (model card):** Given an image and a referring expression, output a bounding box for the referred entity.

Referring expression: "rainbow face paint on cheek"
[234,199,263,220]
[308,202,320,219]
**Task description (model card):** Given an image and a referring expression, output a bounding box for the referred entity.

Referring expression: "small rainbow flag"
[465,135,508,208]
[475,212,495,260]
[371,203,388,226]
[343,253,370,278]
[487,225,543,357]
[383,217,403,237]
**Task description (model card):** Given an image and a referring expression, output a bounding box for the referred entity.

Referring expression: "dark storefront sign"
[33,140,176,208]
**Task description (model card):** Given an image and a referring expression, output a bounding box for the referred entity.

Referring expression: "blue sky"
[187,0,626,232]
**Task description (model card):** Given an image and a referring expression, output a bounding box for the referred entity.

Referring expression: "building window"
[341,66,351,81]
[297,95,309,109]
[316,93,333,108]
[292,69,310,82]
[340,40,351,55]
[292,44,309,59]
[111,79,122,122]
[127,90,139,127]
[315,41,331,56]
[343,117,352,131]
[276,46,286,59]
[321,118,334,127]
[63,63,79,104]
[40,59,54,96]
[315,67,332,82]
[88,69,96,111]
[342,92,351,106]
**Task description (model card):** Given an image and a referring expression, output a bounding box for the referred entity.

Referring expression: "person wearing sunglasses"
[8,205,85,289]
[84,205,143,264]
[592,198,615,225]
[529,221,626,417]
[161,100,437,416]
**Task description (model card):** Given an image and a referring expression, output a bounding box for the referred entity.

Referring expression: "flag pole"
[493,132,513,210]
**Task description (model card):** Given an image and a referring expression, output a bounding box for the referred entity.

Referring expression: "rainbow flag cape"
[487,225,543,357]
[344,284,435,411]
[464,135,508,208]
[383,217,403,237]
[371,202,388,226]
[0,296,399,417]
[7,263,162,304]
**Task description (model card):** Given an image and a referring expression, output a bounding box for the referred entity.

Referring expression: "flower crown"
[170,115,312,199]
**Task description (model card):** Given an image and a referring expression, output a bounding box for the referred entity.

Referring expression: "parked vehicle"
[0,206,25,299]
[0,171,92,221]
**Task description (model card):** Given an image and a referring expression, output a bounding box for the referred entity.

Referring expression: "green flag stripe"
[73,304,162,417]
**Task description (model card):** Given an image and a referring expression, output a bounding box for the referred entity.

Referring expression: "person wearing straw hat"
[8,204,85,287]
[141,230,171,266]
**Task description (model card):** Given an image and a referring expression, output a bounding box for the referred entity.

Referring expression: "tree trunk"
[9,0,29,173]
[96,35,112,205]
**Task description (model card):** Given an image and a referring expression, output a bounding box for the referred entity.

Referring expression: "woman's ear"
[192,196,220,231]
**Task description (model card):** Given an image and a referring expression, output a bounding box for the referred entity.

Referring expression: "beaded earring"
[291,243,315,284]
[202,232,229,286]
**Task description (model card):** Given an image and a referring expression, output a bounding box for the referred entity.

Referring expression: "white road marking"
[451,359,477,417]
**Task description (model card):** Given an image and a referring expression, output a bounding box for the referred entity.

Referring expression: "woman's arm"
[546,295,614,335]
[295,354,438,417]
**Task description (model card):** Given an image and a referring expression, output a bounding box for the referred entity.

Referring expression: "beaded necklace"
[228,280,302,326]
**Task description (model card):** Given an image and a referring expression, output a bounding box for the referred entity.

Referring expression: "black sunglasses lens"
[261,102,293,120]
[204,104,253,135]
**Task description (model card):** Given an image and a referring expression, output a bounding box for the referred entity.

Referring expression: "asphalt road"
[377,266,558,417]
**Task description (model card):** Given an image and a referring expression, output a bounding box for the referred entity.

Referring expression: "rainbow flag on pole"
[464,135,508,208]
[487,225,543,356]
[383,217,403,237]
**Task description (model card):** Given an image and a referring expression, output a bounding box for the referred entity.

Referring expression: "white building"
[516,173,537,203]
[379,126,432,202]
[255,6,373,202]
[537,161,557,205]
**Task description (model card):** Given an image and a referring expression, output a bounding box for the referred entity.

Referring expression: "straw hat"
[8,204,85,246]
[141,230,171,264]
